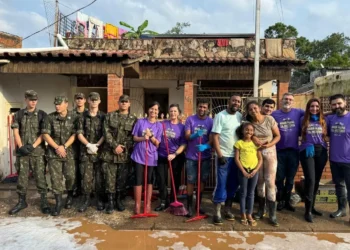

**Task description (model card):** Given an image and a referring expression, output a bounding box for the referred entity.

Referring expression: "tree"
[264,22,298,39]
[119,20,158,39]
[165,22,191,34]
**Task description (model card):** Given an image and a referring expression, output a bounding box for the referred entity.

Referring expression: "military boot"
[51,194,63,216]
[64,191,74,209]
[96,193,105,211]
[9,194,28,215]
[224,199,235,221]
[186,195,194,218]
[330,197,347,218]
[213,203,224,225]
[115,191,125,212]
[78,194,90,212]
[40,193,51,214]
[105,193,114,214]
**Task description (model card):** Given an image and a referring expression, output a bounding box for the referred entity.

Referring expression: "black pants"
[300,145,328,203]
[134,162,155,186]
[156,154,185,200]
[330,161,350,201]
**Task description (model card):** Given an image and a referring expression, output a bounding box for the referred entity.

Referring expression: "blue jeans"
[238,169,259,215]
[212,157,239,204]
[186,159,211,184]
[276,149,299,196]
[330,161,350,202]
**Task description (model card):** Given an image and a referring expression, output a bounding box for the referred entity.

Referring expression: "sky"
[0,0,349,48]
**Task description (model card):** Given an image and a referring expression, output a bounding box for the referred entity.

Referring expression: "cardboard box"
[315,180,337,203]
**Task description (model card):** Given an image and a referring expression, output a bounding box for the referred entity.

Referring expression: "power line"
[279,0,284,22]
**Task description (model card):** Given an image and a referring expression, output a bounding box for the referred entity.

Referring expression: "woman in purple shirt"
[155,104,187,211]
[131,101,162,215]
[299,98,328,223]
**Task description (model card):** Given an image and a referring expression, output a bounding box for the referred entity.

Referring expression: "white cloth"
[88,16,103,38]
[86,143,98,154]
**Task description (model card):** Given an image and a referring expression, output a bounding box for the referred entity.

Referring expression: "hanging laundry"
[217,39,229,47]
[76,12,89,38]
[104,23,118,39]
[88,16,104,38]
[118,28,128,38]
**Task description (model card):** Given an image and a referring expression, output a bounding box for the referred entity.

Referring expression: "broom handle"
[197,136,202,216]
[143,139,149,214]
[162,122,178,202]
[8,115,13,175]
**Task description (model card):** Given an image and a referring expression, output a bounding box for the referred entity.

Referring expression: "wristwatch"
[63,145,67,150]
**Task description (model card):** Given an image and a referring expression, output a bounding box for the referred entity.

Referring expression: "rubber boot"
[51,194,62,216]
[155,200,168,211]
[304,199,313,223]
[311,195,323,216]
[9,194,28,215]
[134,186,142,215]
[186,195,194,218]
[284,191,295,212]
[64,191,74,209]
[253,196,266,220]
[224,199,235,221]
[213,203,224,225]
[146,185,153,213]
[195,193,205,215]
[276,190,285,211]
[78,194,90,212]
[115,191,125,212]
[105,193,114,214]
[267,200,279,227]
[96,193,105,211]
[330,197,347,218]
[40,193,51,214]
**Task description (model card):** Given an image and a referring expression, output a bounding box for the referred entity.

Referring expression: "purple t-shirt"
[185,115,213,160]
[327,113,350,163]
[158,120,186,158]
[299,117,327,152]
[131,118,162,166]
[272,108,305,150]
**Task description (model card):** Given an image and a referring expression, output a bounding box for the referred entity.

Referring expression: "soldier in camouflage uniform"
[72,93,87,197]
[101,95,137,214]
[76,92,106,212]
[42,96,77,216]
[9,90,51,215]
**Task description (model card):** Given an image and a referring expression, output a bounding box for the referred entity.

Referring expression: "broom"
[2,115,18,183]
[162,122,188,216]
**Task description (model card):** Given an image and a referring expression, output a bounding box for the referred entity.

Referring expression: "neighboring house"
[0,31,22,48]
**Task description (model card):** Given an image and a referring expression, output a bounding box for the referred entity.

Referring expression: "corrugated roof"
[142,33,256,39]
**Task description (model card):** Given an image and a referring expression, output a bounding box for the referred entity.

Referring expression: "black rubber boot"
[186,195,194,218]
[224,199,235,221]
[51,194,62,216]
[96,193,105,211]
[115,191,125,212]
[253,196,266,220]
[105,193,114,214]
[304,200,313,223]
[267,200,279,227]
[213,203,224,225]
[195,193,205,215]
[78,194,90,212]
[9,194,28,215]
[311,195,323,216]
[40,193,51,214]
[154,200,168,212]
[64,191,74,209]
[330,197,347,218]
[284,191,295,212]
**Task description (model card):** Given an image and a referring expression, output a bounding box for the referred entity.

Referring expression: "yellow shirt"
[234,140,259,170]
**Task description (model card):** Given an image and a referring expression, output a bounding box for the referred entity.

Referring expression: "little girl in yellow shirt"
[234,122,262,226]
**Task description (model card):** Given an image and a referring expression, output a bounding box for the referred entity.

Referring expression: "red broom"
[162,122,188,216]
[3,115,18,183]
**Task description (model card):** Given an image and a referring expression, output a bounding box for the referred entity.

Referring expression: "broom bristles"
[166,202,188,216]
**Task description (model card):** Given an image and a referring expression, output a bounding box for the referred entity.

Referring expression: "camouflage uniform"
[42,109,77,194]
[12,108,47,194]
[76,110,105,195]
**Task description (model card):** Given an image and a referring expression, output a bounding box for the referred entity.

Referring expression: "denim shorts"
[186,159,211,184]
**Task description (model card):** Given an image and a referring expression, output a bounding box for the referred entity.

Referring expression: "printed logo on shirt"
[331,122,346,136]
[194,125,208,135]
[279,118,295,132]
[142,128,154,136]
[165,128,176,139]
[307,124,323,137]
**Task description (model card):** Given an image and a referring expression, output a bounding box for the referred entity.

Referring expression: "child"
[234,122,262,226]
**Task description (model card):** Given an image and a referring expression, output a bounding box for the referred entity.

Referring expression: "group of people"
[9,89,350,228]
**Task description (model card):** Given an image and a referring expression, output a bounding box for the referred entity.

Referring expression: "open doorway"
[144,89,168,118]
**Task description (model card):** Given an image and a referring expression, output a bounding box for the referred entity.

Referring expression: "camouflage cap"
[74,92,85,99]
[54,96,68,105]
[119,94,130,102]
[88,92,100,101]
[24,90,38,100]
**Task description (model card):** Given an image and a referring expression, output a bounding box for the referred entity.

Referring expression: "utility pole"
[253,0,261,97]
[53,0,59,46]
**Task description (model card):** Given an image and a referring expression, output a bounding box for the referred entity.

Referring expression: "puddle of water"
[307,233,346,244]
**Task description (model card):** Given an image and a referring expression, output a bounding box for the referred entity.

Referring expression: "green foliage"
[165,22,191,34]
[119,20,158,39]
[264,22,298,39]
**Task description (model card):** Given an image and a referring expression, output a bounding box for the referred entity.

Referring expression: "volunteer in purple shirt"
[272,92,305,212]
[185,99,213,217]
[299,98,328,223]
[155,104,187,211]
[327,94,350,220]
[131,101,162,215]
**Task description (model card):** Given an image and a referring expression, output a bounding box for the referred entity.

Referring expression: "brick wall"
[184,82,194,116]
[107,74,123,112]
[0,32,22,48]
[277,81,289,109]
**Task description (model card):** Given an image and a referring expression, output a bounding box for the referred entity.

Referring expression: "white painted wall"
[0,74,76,180]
